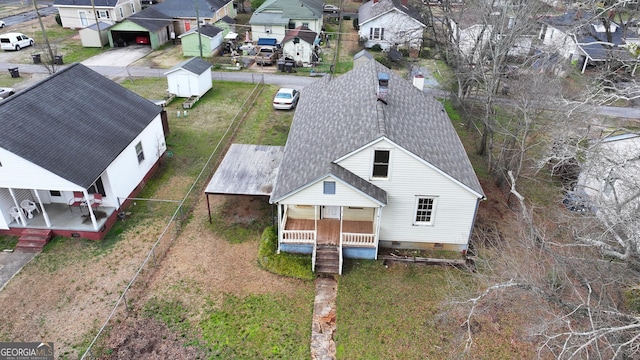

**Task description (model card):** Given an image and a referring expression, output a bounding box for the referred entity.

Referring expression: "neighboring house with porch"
[539,10,640,73]
[54,0,142,29]
[269,58,485,274]
[249,0,323,43]
[281,26,318,65]
[357,0,426,50]
[0,63,166,242]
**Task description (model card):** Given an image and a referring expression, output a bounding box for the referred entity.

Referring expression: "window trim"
[135,141,145,164]
[413,196,437,226]
[369,27,384,40]
[323,181,336,195]
[371,149,391,179]
[118,6,124,18]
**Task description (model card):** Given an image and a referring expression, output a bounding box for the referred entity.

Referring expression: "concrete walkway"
[0,250,37,292]
[311,276,338,360]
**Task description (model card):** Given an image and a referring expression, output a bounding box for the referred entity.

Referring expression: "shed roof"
[179,24,224,39]
[165,57,212,75]
[270,58,484,203]
[205,144,284,195]
[250,0,322,25]
[282,26,317,45]
[0,63,162,189]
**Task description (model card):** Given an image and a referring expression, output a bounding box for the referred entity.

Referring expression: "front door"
[322,206,340,219]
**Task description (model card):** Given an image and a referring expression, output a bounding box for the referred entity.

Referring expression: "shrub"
[371,44,383,52]
[257,226,314,280]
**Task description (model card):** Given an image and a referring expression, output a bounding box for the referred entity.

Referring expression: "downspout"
[338,206,343,275]
[374,206,382,260]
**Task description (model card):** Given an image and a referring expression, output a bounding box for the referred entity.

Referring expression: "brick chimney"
[401,0,408,5]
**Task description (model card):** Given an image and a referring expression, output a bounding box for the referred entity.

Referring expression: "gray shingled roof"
[128,7,172,31]
[250,0,323,25]
[54,0,118,6]
[0,63,162,189]
[270,59,484,203]
[358,0,426,26]
[153,0,218,18]
[165,57,212,75]
[180,24,223,39]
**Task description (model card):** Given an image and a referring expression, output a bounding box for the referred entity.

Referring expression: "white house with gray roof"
[54,0,142,29]
[249,0,323,43]
[0,63,166,241]
[270,58,484,274]
[357,0,426,50]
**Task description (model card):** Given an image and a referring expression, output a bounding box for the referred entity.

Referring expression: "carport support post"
[206,193,213,224]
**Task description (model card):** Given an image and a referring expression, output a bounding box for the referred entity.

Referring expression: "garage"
[107,7,173,49]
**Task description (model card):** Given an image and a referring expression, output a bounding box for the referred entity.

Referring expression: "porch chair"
[90,194,103,211]
[8,206,23,225]
[68,191,85,212]
[20,199,39,219]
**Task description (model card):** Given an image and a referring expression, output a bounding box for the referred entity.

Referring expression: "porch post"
[83,190,99,231]
[33,190,51,228]
[8,188,26,226]
[374,207,382,260]
[276,203,282,253]
[314,205,318,242]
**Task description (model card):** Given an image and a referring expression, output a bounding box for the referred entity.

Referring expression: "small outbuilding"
[281,26,317,66]
[164,57,212,98]
[179,24,224,57]
[79,22,112,47]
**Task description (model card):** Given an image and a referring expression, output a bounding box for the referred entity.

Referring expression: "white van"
[0,33,34,51]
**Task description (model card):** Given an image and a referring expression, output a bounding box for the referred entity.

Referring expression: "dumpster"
[277,59,285,72]
[8,67,19,78]
[31,54,41,64]
[54,55,63,65]
[284,61,294,73]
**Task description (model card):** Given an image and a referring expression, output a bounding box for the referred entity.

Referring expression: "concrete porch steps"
[16,229,52,252]
[315,245,340,275]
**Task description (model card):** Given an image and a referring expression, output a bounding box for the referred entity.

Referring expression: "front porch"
[3,203,118,240]
[284,218,376,246]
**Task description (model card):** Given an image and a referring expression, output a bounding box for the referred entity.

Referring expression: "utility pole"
[195,0,203,58]
[33,0,56,73]
[89,0,104,49]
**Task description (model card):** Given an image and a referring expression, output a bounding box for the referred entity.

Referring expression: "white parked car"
[323,4,340,13]
[0,32,34,51]
[273,88,299,110]
[0,87,14,99]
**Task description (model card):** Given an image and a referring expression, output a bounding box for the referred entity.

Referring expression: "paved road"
[0,1,56,27]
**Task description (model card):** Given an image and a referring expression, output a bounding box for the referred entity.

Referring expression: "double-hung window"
[369,27,384,40]
[372,150,390,178]
[414,196,436,226]
[135,141,145,164]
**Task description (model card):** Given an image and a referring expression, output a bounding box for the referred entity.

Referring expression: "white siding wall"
[280,175,381,208]
[167,69,212,98]
[102,115,165,208]
[338,139,479,246]
[358,11,424,50]
[0,147,79,190]
[282,41,313,64]
[57,0,140,28]
[542,26,577,60]
[251,18,322,43]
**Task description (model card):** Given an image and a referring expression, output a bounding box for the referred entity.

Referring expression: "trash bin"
[31,54,41,64]
[8,67,19,78]
[277,59,285,72]
[284,61,294,73]
[54,55,63,65]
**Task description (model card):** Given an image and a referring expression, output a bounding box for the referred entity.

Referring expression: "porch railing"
[342,232,375,246]
[282,230,316,243]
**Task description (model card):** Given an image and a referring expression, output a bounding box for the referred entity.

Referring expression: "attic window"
[323,181,336,195]
[372,150,390,178]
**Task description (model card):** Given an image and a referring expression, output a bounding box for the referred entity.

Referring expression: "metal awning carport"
[204,144,284,223]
